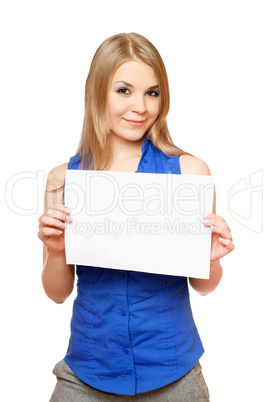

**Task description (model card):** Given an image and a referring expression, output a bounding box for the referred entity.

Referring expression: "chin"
[113,130,147,142]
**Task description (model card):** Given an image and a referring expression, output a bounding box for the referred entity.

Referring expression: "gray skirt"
[49,359,210,401]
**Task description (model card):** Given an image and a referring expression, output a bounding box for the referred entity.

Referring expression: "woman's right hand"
[38,203,72,254]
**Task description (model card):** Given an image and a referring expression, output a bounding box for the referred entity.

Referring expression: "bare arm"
[42,247,75,304]
[189,260,223,296]
[38,164,75,304]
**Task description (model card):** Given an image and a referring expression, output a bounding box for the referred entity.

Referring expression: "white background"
[1,1,267,401]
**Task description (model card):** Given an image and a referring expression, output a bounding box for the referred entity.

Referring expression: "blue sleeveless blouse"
[63,137,204,395]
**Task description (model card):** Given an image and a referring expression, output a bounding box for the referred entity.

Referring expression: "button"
[121,310,126,317]
[119,273,125,280]
[123,348,129,355]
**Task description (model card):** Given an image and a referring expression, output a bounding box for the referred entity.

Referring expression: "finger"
[203,215,230,227]
[45,209,72,223]
[39,215,66,229]
[218,237,235,251]
[39,227,63,237]
[203,217,231,233]
[209,225,233,242]
[46,203,71,214]
[204,214,226,222]
[37,228,62,242]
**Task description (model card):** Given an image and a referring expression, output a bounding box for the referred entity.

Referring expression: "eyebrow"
[113,81,159,90]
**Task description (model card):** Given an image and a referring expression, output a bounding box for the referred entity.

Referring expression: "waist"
[64,266,204,394]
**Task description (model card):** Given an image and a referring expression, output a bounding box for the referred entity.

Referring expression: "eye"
[117,87,131,95]
[146,90,159,97]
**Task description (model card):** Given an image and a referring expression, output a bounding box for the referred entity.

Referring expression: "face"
[107,60,161,143]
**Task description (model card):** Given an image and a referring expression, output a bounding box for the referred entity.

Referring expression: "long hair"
[77,32,192,170]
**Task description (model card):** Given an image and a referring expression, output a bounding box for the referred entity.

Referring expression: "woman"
[38,32,234,401]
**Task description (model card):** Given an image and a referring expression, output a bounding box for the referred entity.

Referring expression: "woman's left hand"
[203,214,235,262]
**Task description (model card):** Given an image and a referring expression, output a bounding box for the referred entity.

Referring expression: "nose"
[131,94,147,115]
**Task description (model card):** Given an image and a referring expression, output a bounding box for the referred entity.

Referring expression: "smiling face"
[107,60,161,144]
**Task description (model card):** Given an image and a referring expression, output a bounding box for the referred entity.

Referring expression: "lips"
[124,119,146,127]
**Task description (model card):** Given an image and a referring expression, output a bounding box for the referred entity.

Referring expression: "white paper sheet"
[64,170,214,279]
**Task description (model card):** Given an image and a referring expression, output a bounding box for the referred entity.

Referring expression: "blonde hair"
[77,32,191,170]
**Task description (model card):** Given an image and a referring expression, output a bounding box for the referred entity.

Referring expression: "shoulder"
[46,162,68,191]
[179,155,211,175]
[44,163,68,208]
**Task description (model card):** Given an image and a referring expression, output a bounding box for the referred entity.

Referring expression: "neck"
[108,133,145,164]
